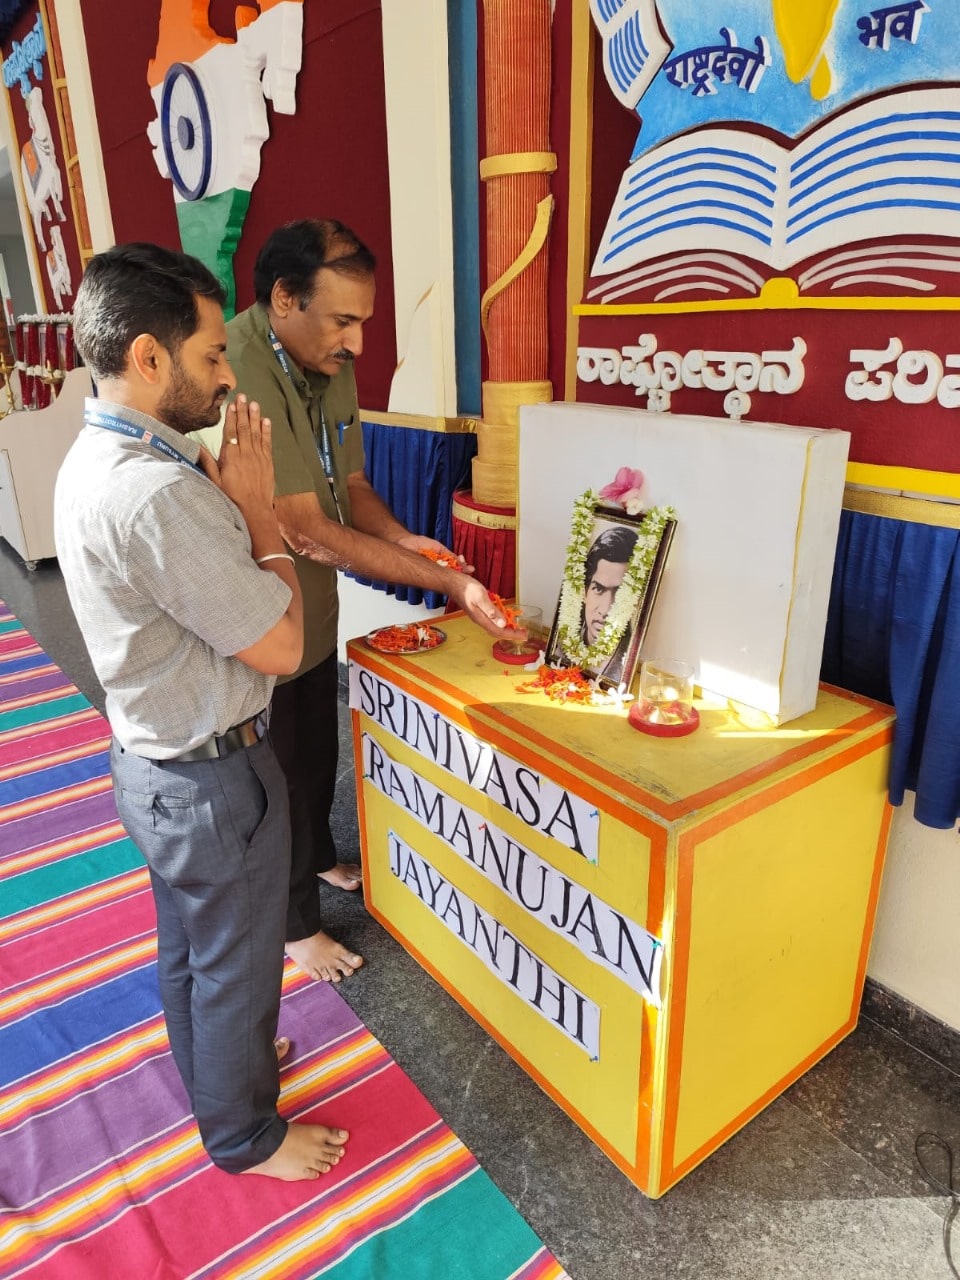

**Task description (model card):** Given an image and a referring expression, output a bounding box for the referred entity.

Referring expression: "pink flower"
[599,467,645,510]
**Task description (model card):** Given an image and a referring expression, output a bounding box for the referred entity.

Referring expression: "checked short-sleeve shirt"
[54,400,291,758]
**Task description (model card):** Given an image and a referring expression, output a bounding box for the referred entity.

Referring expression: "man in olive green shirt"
[227,219,519,984]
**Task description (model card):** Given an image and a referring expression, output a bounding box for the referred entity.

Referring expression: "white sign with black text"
[389,831,601,1057]
[363,732,662,1004]
[350,662,600,862]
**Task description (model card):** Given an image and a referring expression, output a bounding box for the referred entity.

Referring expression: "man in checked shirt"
[55,242,348,1181]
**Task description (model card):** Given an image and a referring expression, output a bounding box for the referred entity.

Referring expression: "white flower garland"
[556,490,675,669]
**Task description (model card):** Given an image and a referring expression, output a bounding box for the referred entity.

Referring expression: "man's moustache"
[332,351,354,362]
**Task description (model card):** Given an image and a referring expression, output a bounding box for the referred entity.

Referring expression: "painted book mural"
[580,0,960,478]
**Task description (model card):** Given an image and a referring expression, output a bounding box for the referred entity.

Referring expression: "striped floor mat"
[0,603,568,1280]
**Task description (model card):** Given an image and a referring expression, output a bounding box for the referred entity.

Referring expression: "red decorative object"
[36,318,56,407]
[56,318,75,370]
[13,311,73,409]
[628,701,701,737]
[492,639,543,665]
[450,487,516,599]
[18,317,38,408]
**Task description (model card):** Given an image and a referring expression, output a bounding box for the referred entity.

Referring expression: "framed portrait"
[545,500,676,690]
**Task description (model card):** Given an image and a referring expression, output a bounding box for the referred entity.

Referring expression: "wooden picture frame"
[545,502,676,689]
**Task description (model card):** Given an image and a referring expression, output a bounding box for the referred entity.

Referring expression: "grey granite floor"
[4,539,960,1280]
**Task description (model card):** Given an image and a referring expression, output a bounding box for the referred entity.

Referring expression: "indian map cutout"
[146,0,304,314]
[588,0,960,304]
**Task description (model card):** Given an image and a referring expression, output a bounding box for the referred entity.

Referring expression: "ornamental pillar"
[469,0,554,522]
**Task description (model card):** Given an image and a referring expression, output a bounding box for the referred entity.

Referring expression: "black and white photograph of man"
[579,524,638,685]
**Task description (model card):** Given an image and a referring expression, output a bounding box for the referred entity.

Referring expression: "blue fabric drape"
[822,508,960,829]
[348,420,478,607]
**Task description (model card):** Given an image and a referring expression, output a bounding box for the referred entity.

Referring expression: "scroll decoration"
[479,150,557,180]
[480,193,554,341]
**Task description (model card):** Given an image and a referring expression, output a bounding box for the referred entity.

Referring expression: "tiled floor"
[5,539,960,1280]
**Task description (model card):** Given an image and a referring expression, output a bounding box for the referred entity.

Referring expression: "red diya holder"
[628,701,700,737]
[492,638,545,664]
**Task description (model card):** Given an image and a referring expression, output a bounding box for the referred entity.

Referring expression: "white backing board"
[517,404,850,723]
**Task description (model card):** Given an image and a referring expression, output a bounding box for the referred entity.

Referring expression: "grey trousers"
[110,734,290,1172]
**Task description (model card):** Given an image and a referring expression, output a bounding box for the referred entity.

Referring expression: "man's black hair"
[73,242,225,381]
[253,218,377,308]
[584,524,638,586]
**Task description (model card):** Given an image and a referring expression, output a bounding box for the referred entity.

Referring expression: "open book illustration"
[591,84,960,298]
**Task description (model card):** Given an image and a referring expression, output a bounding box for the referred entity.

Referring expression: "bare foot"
[318,862,363,891]
[274,1036,290,1061]
[286,931,363,983]
[241,1122,349,1181]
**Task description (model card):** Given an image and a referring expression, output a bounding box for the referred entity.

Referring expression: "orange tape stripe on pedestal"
[852,798,895,1015]
[688,725,895,844]
[667,1020,856,1192]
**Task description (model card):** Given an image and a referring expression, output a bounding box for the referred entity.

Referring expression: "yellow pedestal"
[347,616,894,1197]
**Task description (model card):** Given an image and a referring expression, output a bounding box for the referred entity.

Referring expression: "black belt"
[166,710,269,763]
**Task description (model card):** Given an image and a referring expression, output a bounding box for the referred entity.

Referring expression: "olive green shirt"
[225,303,365,676]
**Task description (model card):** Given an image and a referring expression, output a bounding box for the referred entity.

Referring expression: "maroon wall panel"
[78,1,397,408]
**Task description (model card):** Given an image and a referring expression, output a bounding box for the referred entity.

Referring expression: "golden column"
[473,0,555,508]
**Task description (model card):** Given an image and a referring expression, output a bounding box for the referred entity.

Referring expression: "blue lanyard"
[85,406,203,473]
[267,326,344,523]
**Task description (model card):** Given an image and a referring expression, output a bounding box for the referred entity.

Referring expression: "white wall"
[869,797,960,1028]
[380,0,457,416]
[0,154,36,314]
[337,3,460,649]
[0,94,43,308]
[50,0,114,250]
[0,234,34,313]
